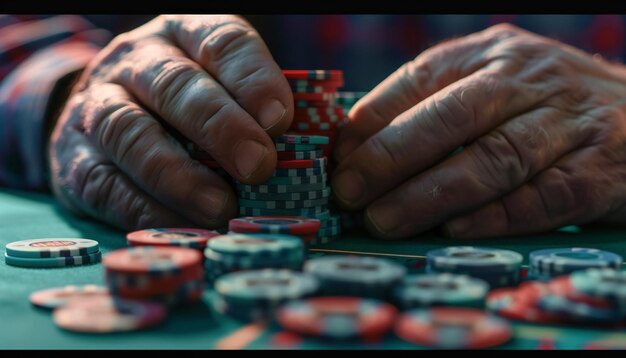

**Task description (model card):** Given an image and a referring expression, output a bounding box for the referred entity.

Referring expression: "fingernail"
[366,201,403,234]
[258,99,286,129]
[335,136,360,162]
[198,186,228,218]
[332,169,364,205]
[444,216,473,238]
[235,140,268,179]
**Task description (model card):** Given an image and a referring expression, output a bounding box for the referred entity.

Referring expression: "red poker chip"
[547,275,615,308]
[30,285,110,310]
[103,246,203,275]
[229,216,321,236]
[126,228,220,249]
[105,263,205,294]
[293,92,336,102]
[283,70,344,81]
[295,99,335,108]
[394,308,512,349]
[276,157,326,169]
[294,106,345,117]
[486,283,562,324]
[276,297,397,339]
[276,149,323,160]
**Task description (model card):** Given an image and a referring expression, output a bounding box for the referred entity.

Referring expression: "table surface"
[2,188,626,349]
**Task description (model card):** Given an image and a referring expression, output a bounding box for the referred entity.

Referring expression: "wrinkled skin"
[49,15,293,230]
[333,24,626,239]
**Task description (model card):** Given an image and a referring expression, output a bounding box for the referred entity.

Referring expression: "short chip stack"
[528,247,622,280]
[126,228,221,251]
[203,233,306,282]
[103,246,205,306]
[235,134,341,246]
[4,238,101,268]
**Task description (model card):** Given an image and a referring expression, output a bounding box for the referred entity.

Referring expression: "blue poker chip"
[304,255,406,298]
[427,247,523,273]
[272,167,325,177]
[529,248,622,277]
[237,182,327,194]
[275,143,318,152]
[238,198,329,210]
[570,268,626,312]
[239,187,331,201]
[275,134,330,145]
[392,273,489,310]
[239,206,328,217]
[426,265,520,289]
[207,233,303,259]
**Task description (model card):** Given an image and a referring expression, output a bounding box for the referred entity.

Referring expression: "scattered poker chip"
[239,206,327,217]
[283,70,344,81]
[570,268,626,313]
[304,255,406,298]
[272,167,326,177]
[126,228,220,249]
[275,134,330,145]
[4,251,102,268]
[276,158,326,169]
[238,187,331,201]
[537,294,620,323]
[103,246,203,276]
[427,247,523,273]
[276,297,397,340]
[276,149,323,160]
[53,296,167,333]
[547,275,615,307]
[5,238,99,258]
[529,248,622,277]
[486,282,562,324]
[30,285,110,310]
[207,233,304,258]
[258,174,327,185]
[392,273,489,310]
[237,182,327,194]
[275,143,318,152]
[394,308,513,349]
[229,216,321,236]
[238,197,329,210]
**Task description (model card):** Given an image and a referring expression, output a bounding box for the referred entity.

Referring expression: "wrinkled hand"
[332,23,626,239]
[49,15,293,230]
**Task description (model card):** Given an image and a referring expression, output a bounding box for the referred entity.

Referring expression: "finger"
[335,23,522,162]
[164,15,294,136]
[332,66,562,211]
[441,152,603,238]
[110,34,276,185]
[49,128,194,231]
[78,83,238,228]
[361,106,585,239]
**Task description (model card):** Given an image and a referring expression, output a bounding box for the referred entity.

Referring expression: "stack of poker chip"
[213,269,320,322]
[303,255,406,299]
[334,91,368,115]
[391,273,489,310]
[4,238,101,268]
[235,134,341,246]
[103,246,205,306]
[528,247,622,280]
[487,268,625,325]
[426,246,523,289]
[203,233,306,282]
[126,228,220,251]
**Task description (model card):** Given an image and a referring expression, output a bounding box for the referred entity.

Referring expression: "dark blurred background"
[82,14,626,91]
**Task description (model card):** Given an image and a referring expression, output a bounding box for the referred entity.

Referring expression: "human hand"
[49,15,293,230]
[332,24,626,239]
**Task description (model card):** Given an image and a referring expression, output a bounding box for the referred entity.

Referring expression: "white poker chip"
[5,238,100,258]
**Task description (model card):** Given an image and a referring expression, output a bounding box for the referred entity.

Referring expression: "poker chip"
[53,296,167,333]
[394,308,513,349]
[30,285,109,310]
[293,106,345,117]
[238,197,329,210]
[316,225,341,238]
[4,251,102,268]
[276,149,323,160]
[275,134,330,145]
[272,167,326,177]
[287,79,344,89]
[126,228,220,249]
[103,246,203,276]
[392,273,489,310]
[290,85,333,93]
[237,182,327,194]
[283,70,344,81]
[295,100,335,108]
[259,174,327,185]
[5,238,99,258]
[275,143,318,152]
[537,294,620,323]
[304,255,406,298]
[486,282,563,324]
[229,216,321,236]
[207,233,304,258]
[570,268,626,314]
[238,187,331,201]
[239,206,327,217]
[275,158,326,169]
[529,248,622,277]
[276,297,398,340]
[293,92,335,102]
[293,122,341,131]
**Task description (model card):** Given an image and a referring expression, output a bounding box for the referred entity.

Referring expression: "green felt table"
[2,188,626,349]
